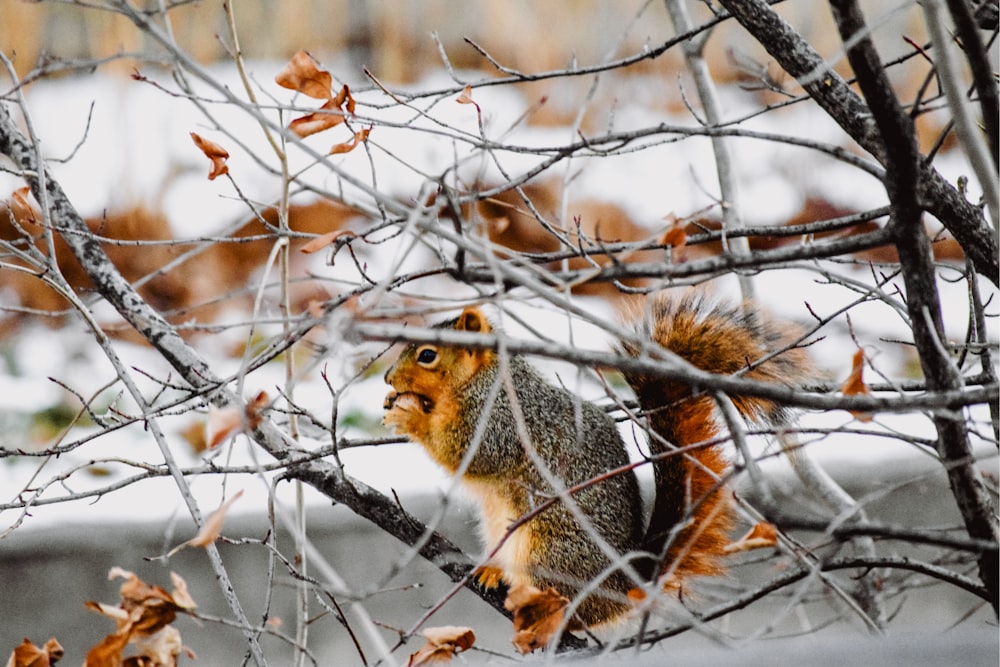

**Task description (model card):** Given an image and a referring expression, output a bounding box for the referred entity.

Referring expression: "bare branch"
[717,0,999,284]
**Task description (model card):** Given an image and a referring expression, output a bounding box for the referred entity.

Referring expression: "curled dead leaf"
[334,83,356,115]
[204,392,268,449]
[169,572,196,609]
[275,50,333,100]
[189,132,229,180]
[659,215,688,262]
[187,489,244,548]
[328,127,370,155]
[245,390,269,431]
[724,522,779,554]
[455,84,483,117]
[179,419,208,454]
[842,349,869,396]
[300,229,356,254]
[164,490,245,558]
[41,639,63,664]
[421,626,474,651]
[83,600,129,621]
[85,569,197,667]
[504,583,569,654]
[456,84,476,106]
[83,630,129,667]
[288,84,355,138]
[10,186,37,225]
[841,349,873,422]
[660,225,687,249]
[6,637,63,667]
[406,626,475,666]
[130,626,183,667]
[205,405,242,449]
[289,99,345,138]
[106,565,134,584]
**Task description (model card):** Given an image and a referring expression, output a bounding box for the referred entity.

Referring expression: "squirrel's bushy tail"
[622,293,812,586]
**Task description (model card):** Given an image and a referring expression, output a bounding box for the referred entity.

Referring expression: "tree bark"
[827,0,998,612]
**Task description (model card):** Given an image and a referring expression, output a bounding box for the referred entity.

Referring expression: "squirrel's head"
[382,306,496,441]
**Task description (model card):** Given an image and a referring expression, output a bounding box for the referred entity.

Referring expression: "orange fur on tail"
[623,294,813,585]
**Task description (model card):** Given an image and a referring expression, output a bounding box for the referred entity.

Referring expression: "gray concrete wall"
[2,458,997,665]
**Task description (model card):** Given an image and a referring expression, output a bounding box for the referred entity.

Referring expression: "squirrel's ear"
[456,306,492,334]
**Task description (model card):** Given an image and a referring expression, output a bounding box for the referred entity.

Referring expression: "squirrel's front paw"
[474,564,506,589]
[383,390,434,435]
[382,391,406,431]
[383,390,401,411]
[384,390,432,413]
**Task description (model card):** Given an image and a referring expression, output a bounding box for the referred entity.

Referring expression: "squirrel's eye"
[416,347,438,366]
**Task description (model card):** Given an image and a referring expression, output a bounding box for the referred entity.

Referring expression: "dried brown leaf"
[244,390,269,431]
[328,127,370,155]
[205,405,242,449]
[40,640,61,665]
[456,84,483,117]
[84,600,129,622]
[504,583,569,654]
[289,99,345,138]
[333,84,355,115]
[841,349,873,422]
[117,581,177,635]
[6,637,63,667]
[179,418,208,454]
[724,522,779,553]
[406,626,475,666]
[83,631,129,667]
[456,84,475,105]
[168,572,197,610]
[10,187,37,225]
[274,50,333,100]
[189,132,229,180]
[660,216,688,262]
[85,569,196,667]
[422,627,474,652]
[300,229,356,254]
[660,225,687,249]
[130,626,182,667]
[186,490,244,548]
[287,84,355,138]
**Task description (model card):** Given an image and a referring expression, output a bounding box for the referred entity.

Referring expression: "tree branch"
[827,0,998,612]
[716,0,999,284]
[288,461,511,618]
[945,0,1000,165]
[923,0,1000,229]
[0,99,509,646]
[0,100,271,665]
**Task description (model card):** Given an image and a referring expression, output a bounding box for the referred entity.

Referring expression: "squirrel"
[383,293,812,627]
